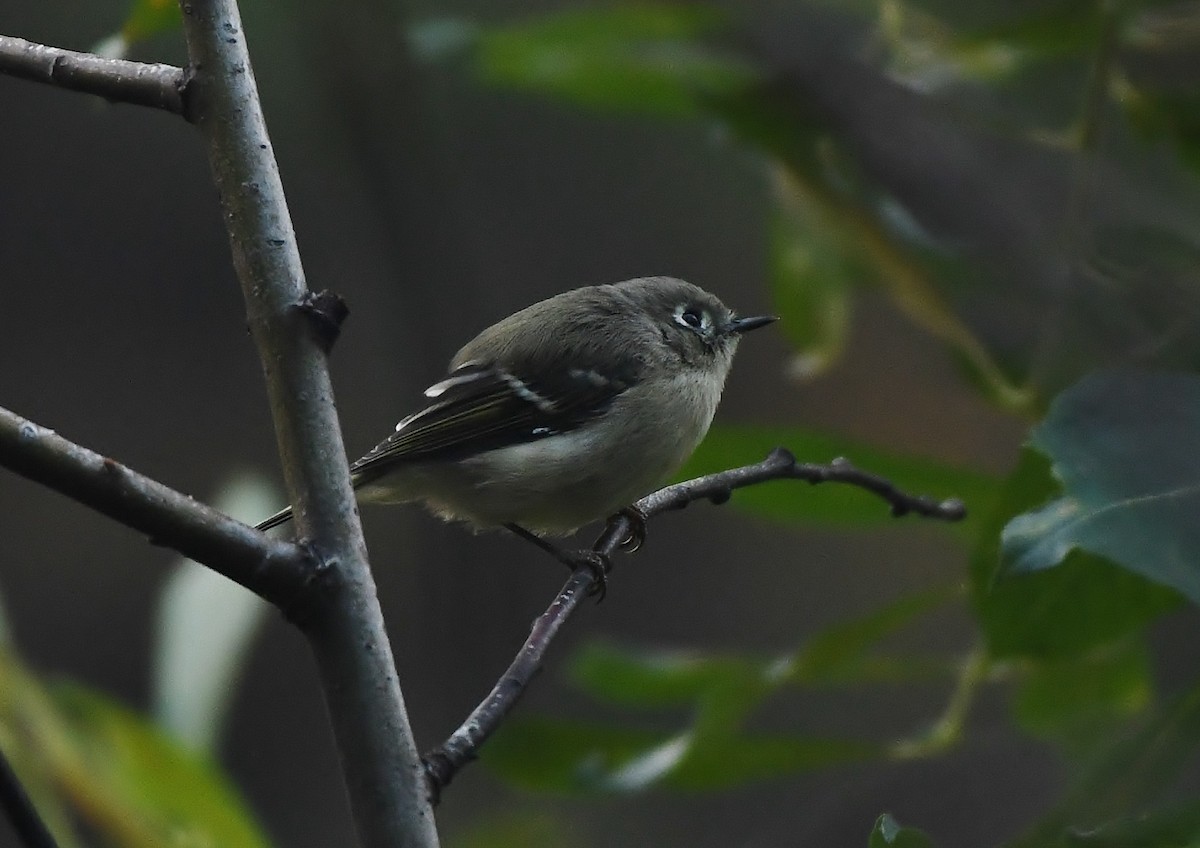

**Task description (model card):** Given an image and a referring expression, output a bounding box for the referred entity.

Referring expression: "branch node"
[298,289,350,354]
[179,63,199,123]
[708,488,732,506]
[937,498,967,521]
[767,445,796,465]
[277,542,341,628]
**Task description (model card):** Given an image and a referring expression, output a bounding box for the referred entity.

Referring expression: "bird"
[255,276,774,555]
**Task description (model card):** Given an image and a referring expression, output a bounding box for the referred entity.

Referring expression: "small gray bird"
[256,277,774,542]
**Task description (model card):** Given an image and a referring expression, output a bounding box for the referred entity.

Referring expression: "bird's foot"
[613,505,648,553]
[505,523,611,601]
[563,548,611,602]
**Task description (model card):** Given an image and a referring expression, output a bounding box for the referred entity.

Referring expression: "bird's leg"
[504,523,610,599]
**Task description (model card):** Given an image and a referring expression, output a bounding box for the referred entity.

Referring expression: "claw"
[505,523,611,601]
[614,505,648,553]
[574,549,611,602]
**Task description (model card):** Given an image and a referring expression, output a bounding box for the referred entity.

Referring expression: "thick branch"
[0,35,185,114]
[423,447,966,795]
[0,406,306,603]
[177,2,437,847]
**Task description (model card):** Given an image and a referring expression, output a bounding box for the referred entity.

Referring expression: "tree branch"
[0,35,185,114]
[177,2,438,846]
[0,406,307,604]
[423,447,966,796]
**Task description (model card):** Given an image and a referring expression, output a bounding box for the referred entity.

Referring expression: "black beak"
[729,314,777,334]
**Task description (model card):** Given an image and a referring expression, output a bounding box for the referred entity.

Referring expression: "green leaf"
[667,732,880,790]
[1002,370,1200,604]
[504,590,954,793]
[1014,637,1153,751]
[1016,682,1200,845]
[447,812,580,848]
[571,587,957,714]
[948,0,1103,59]
[122,0,180,42]
[1060,800,1200,847]
[870,813,935,848]
[703,82,1036,412]
[51,683,271,848]
[681,424,997,531]
[481,718,679,792]
[769,169,857,378]
[474,4,758,118]
[94,0,181,58]
[792,586,961,684]
[1122,83,1200,177]
[0,656,85,848]
[972,447,1180,659]
[569,642,774,709]
[482,716,877,792]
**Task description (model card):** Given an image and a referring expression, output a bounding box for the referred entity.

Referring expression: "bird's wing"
[348,360,632,483]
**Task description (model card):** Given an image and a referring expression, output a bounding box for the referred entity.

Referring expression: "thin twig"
[0,744,58,848]
[423,447,967,797]
[0,35,186,115]
[0,406,308,605]
[177,2,438,846]
[422,569,594,800]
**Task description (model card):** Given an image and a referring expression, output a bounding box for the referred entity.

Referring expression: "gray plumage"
[256,276,773,536]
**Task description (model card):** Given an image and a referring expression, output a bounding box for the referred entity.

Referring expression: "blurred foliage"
[420,0,1200,413]
[0,650,271,848]
[31,0,1200,845]
[408,1,1200,845]
[870,813,935,847]
[0,477,276,847]
[972,447,1181,659]
[446,812,583,848]
[769,166,857,378]
[1010,682,1200,848]
[1002,370,1200,603]
[474,5,757,117]
[94,0,179,57]
[484,589,960,791]
[120,0,177,44]
[1012,636,1152,752]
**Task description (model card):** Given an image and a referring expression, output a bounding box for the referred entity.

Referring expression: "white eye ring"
[674,305,708,331]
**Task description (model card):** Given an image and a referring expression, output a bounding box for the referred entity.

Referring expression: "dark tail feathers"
[255,505,294,532]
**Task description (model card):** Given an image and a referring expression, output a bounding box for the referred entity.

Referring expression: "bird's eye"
[680,309,704,329]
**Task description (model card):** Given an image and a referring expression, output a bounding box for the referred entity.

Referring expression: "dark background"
[1,2,1044,846]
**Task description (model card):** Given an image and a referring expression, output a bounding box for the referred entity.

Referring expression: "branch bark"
[176,2,438,846]
[0,407,307,603]
[423,447,966,795]
[0,12,438,844]
[0,10,436,844]
[0,35,185,114]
